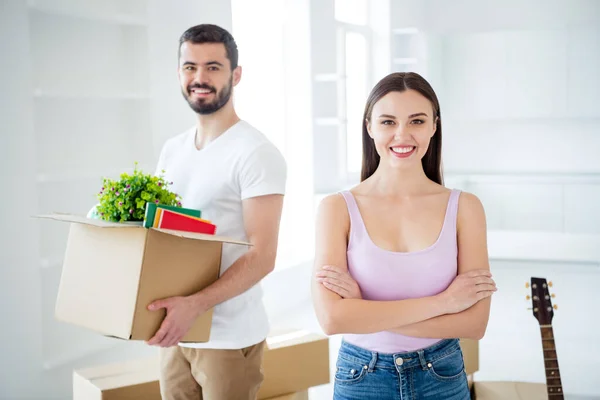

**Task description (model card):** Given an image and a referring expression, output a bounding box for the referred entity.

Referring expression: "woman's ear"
[366,119,373,138]
[431,116,439,137]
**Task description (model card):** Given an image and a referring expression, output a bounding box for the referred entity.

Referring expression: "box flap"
[93,368,159,390]
[35,214,251,245]
[152,228,251,246]
[75,357,158,381]
[35,213,141,228]
[266,330,326,350]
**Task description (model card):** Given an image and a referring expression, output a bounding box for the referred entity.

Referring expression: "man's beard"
[183,79,233,115]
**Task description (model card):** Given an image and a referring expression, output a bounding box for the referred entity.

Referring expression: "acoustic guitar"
[527,277,564,398]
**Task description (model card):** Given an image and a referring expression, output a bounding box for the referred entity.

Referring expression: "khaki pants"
[159,340,265,400]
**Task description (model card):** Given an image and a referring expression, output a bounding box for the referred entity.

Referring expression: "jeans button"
[395,358,404,366]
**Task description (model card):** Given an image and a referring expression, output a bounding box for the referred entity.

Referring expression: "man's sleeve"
[239,143,287,200]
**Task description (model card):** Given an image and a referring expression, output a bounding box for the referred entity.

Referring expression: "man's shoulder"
[234,121,277,150]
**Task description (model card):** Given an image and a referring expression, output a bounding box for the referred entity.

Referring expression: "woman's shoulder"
[455,190,486,225]
[316,192,351,233]
[318,192,349,215]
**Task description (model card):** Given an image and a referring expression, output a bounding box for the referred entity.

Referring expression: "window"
[335,0,368,25]
[344,32,368,174]
[336,0,372,182]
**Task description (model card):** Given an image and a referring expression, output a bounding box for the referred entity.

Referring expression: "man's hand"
[316,265,362,299]
[146,295,208,347]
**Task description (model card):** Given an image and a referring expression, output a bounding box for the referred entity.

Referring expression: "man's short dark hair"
[178,24,239,69]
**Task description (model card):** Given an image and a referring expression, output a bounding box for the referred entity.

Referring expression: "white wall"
[0,1,44,398]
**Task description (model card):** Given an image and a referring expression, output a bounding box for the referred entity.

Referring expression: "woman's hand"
[440,269,497,314]
[315,265,362,299]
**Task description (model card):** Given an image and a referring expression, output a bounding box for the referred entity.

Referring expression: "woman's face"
[366,89,437,169]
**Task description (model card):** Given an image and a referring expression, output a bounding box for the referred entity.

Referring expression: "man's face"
[178,42,240,115]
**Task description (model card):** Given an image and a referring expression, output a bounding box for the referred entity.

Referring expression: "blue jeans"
[333,339,470,400]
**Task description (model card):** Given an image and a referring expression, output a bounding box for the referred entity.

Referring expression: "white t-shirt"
[154,120,287,349]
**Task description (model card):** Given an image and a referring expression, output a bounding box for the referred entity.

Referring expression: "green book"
[143,203,202,228]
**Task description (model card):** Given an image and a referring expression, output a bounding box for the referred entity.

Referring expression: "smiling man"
[147,24,287,400]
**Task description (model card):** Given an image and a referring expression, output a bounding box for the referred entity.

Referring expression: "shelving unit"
[28,0,153,370]
[390,28,420,73]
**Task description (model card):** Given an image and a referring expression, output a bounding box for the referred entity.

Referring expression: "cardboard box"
[37,213,250,342]
[73,357,160,400]
[460,339,479,376]
[258,330,330,398]
[265,391,308,400]
[73,331,329,400]
[473,381,547,400]
[460,339,549,399]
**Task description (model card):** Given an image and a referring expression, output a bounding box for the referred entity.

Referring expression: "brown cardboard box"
[460,339,549,399]
[73,331,329,400]
[37,213,250,342]
[266,391,308,400]
[258,330,330,398]
[460,339,479,376]
[73,357,160,400]
[473,381,547,400]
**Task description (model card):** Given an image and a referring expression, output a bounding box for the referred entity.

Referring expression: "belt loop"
[417,349,428,370]
[368,351,377,372]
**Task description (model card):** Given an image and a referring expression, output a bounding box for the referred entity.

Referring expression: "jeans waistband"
[338,338,462,371]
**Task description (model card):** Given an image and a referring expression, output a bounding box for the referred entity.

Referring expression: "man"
[146,24,287,400]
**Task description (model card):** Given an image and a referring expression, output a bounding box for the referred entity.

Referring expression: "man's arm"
[189,193,283,309]
[387,192,493,340]
[147,194,283,347]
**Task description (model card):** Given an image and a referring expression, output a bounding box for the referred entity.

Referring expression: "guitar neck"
[540,325,564,398]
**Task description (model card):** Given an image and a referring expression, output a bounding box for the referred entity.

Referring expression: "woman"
[311,72,496,400]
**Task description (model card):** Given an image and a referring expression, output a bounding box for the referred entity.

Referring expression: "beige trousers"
[159,340,265,400]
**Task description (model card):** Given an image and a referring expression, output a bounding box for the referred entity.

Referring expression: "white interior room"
[1,0,599,398]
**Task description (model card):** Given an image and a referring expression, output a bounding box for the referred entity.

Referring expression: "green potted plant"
[90,163,181,223]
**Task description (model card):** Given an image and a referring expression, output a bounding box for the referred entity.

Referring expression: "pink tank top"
[340,189,461,353]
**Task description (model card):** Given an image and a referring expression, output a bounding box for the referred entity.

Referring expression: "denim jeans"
[333,338,470,400]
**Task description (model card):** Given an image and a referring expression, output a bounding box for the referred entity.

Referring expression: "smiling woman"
[312,72,496,400]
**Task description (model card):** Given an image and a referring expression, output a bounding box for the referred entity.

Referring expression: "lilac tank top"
[340,189,461,353]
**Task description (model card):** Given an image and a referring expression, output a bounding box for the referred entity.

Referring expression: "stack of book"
[144,203,216,235]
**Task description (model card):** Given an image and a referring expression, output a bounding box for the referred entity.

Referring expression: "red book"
[157,209,217,235]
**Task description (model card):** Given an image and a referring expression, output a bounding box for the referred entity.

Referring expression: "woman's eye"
[381,120,395,125]
[411,119,425,124]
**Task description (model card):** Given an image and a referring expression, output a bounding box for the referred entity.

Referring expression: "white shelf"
[29,4,148,27]
[393,57,418,64]
[314,73,343,82]
[315,117,345,126]
[36,166,153,183]
[488,230,600,266]
[392,27,419,35]
[33,89,150,100]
